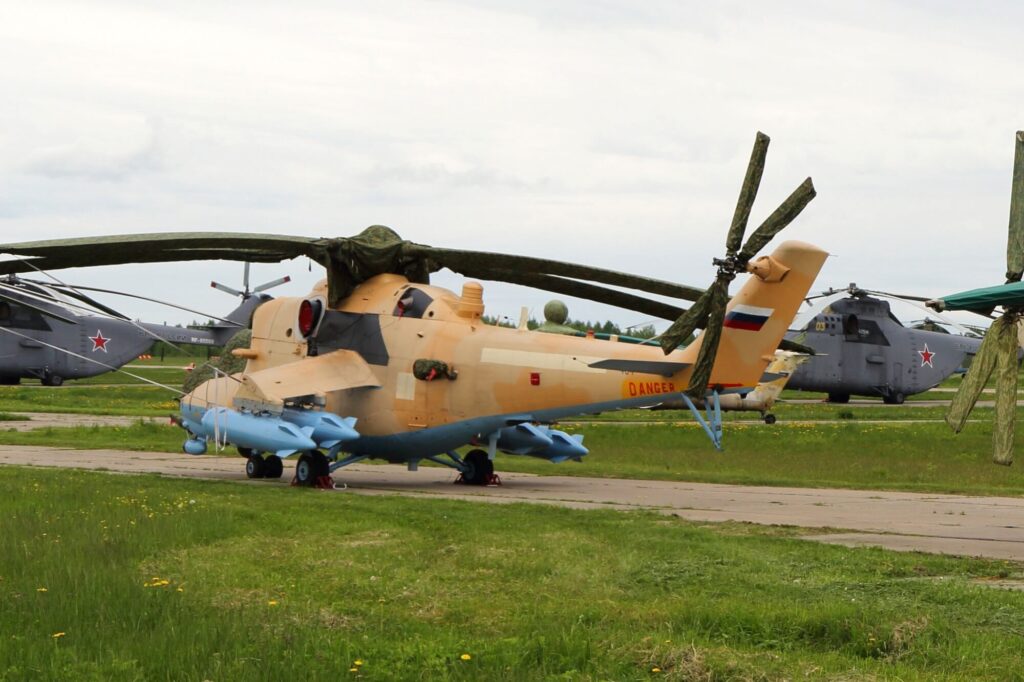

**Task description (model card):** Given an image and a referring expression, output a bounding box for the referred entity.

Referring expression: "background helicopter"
[0,264,288,385]
[784,284,983,404]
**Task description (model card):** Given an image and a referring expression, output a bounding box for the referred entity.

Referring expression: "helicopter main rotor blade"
[946,314,1010,433]
[726,132,770,257]
[42,282,243,326]
[992,325,1019,465]
[457,268,687,321]
[737,177,816,262]
[407,245,707,302]
[1005,131,1024,282]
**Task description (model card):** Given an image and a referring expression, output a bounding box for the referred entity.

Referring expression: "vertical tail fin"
[679,240,827,390]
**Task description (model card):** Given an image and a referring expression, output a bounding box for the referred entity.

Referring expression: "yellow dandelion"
[460,653,472,661]
[652,667,662,673]
[268,600,279,606]
[354,659,363,666]
[176,587,184,593]
[349,668,358,673]
[36,587,47,593]
[52,632,66,639]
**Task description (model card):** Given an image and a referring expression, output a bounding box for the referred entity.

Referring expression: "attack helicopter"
[0,132,827,485]
[0,264,288,385]
[784,284,983,404]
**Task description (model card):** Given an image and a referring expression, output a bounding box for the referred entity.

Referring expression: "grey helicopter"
[783,284,983,404]
[0,263,287,385]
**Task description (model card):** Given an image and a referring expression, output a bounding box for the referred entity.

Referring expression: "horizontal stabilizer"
[588,359,691,377]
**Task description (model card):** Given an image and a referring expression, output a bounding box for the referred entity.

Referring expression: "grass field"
[5,419,1024,496]
[3,467,1024,681]
[0,386,177,416]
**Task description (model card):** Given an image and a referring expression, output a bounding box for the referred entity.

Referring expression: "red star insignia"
[918,343,935,367]
[89,330,110,352]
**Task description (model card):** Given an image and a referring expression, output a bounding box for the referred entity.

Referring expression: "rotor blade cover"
[726,132,770,257]
[1005,130,1024,282]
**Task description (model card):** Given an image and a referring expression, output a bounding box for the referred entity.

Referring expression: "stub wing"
[236,349,382,405]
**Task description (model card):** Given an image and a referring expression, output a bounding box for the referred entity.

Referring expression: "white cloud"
[0,0,1021,329]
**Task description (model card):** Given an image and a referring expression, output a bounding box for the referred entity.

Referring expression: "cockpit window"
[393,287,434,319]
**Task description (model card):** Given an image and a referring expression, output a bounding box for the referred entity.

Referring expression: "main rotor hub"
[712,256,741,282]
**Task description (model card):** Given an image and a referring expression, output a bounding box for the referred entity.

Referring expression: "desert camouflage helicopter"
[0,132,826,485]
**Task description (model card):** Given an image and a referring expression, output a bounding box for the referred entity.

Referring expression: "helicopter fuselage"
[784,296,982,402]
[182,240,829,464]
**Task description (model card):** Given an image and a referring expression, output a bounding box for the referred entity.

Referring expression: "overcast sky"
[1,1,1022,331]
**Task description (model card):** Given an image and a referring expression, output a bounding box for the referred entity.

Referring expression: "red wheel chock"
[453,473,502,486]
[290,475,337,490]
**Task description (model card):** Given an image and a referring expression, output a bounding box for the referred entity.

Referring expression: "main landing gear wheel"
[883,392,905,405]
[42,373,63,387]
[294,451,330,487]
[827,393,850,404]
[460,449,494,486]
[263,456,284,479]
[245,455,266,479]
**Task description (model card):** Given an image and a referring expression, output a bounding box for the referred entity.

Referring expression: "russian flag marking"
[723,304,773,331]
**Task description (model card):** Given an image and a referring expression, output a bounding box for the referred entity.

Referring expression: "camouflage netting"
[183,329,252,394]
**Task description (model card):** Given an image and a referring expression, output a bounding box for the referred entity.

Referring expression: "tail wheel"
[295,451,329,486]
[264,456,284,479]
[461,449,494,485]
[763,413,777,425]
[245,455,266,479]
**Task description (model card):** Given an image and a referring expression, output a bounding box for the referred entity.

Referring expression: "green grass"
[2,467,1023,680]
[0,386,177,416]
[5,420,1024,496]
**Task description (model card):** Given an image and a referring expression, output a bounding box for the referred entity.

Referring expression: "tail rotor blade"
[253,276,291,294]
[242,262,251,294]
[686,281,729,397]
[211,281,244,297]
[738,178,816,262]
[1006,131,1024,282]
[726,132,770,257]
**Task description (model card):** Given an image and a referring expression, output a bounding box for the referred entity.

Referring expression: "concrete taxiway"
[2,445,1024,561]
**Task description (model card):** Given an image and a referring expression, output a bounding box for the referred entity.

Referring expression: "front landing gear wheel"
[294,451,330,487]
[245,455,266,479]
[883,392,905,405]
[461,449,494,485]
[264,456,284,479]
